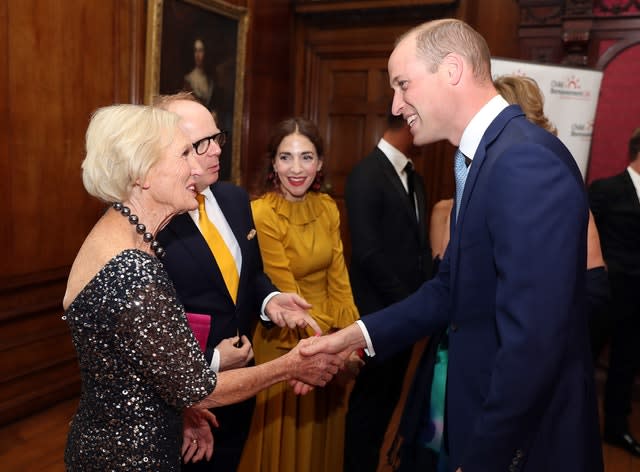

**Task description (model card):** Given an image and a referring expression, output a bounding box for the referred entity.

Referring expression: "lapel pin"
[247,229,257,240]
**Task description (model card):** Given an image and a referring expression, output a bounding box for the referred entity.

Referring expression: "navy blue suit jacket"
[362,105,602,471]
[157,181,276,364]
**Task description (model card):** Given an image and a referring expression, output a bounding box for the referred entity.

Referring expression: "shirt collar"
[189,186,215,217]
[200,186,214,201]
[627,165,640,198]
[458,94,509,162]
[378,137,410,175]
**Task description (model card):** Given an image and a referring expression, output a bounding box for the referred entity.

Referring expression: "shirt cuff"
[210,348,221,373]
[260,291,281,321]
[356,319,376,357]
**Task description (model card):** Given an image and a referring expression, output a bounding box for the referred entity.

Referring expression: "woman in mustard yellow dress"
[238,117,361,472]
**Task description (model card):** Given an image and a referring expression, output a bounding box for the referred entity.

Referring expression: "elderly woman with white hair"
[62,104,342,471]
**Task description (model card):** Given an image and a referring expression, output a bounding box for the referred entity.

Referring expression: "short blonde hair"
[82,104,181,202]
[399,19,493,83]
[494,75,557,136]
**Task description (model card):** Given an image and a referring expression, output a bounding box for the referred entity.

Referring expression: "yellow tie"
[196,194,239,303]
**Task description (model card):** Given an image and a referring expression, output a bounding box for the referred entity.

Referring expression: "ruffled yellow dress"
[238,191,359,472]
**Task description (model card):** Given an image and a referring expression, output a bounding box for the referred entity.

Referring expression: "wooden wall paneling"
[460,0,521,60]
[514,0,565,63]
[0,1,9,274]
[0,268,77,425]
[117,0,147,104]
[294,0,458,12]
[242,0,293,191]
[294,23,423,167]
[318,57,390,197]
[1,0,146,426]
[294,24,407,254]
[6,0,140,278]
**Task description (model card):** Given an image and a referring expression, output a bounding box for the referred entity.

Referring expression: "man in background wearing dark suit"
[156,93,321,471]
[343,111,432,471]
[589,127,640,457]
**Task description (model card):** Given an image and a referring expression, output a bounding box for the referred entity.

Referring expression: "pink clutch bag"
[185,312,210,352]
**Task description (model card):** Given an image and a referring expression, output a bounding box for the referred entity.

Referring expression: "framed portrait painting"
[145,0,248,183]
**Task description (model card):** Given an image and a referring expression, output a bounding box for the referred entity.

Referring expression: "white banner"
[491,58,603,180]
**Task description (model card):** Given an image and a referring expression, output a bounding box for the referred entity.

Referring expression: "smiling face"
[273,132,323,202]
[144,127,200,213]
[167,99,222,192]
[388,34,451,146]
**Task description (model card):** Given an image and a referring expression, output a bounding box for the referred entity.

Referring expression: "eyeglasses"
[192,131,227,155]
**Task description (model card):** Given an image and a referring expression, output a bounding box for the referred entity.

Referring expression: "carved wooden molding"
[566,0,594,16]
[594,0,640,15]
[294,0,457,14]
[562,19,593,66]
[596,34,640,67]
[518,1,564,25]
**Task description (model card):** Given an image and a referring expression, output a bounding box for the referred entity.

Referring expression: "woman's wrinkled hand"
[182,407,218,463]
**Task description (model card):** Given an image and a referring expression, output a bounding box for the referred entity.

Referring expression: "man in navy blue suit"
[155,93,321,471]
[301,19,602,472]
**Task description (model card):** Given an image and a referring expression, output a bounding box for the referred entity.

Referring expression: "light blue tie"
[454,149,469,221]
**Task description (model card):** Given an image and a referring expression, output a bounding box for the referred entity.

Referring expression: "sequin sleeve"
[115,255,216,410]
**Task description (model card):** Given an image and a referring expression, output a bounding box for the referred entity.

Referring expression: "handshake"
[283,323,367,395]
[262,293,368,394]
[182,323,368,464]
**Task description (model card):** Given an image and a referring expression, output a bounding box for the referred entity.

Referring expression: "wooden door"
[316,56,391,203]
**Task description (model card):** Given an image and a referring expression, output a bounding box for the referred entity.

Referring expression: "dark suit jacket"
[157,181,276,363]
[361,105,603,472]
[589,169,640,276]
[345,146,432,315]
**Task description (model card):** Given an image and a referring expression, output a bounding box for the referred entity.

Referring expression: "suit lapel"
[620,171,640,213]
[449,105,525,272]
[414,173,428,245]
[166,213,230,296]
[456,105,524,227]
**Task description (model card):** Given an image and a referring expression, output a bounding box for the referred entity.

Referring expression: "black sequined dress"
[63,249,217,471]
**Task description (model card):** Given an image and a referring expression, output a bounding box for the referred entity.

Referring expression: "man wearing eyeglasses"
[155,93,322,471]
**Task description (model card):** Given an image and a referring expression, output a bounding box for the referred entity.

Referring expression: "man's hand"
[298,323,366,357]
[332,350,365,387]
[265,292,322,334]
[182,407,218,463]
[283,336,344,387]
[216,335,253,371]
[287,336,364,394]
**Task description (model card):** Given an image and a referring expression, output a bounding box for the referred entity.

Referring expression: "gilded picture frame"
[144,0,248,183]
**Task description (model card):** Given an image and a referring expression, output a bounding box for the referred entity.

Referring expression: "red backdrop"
[587,42,640,184]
